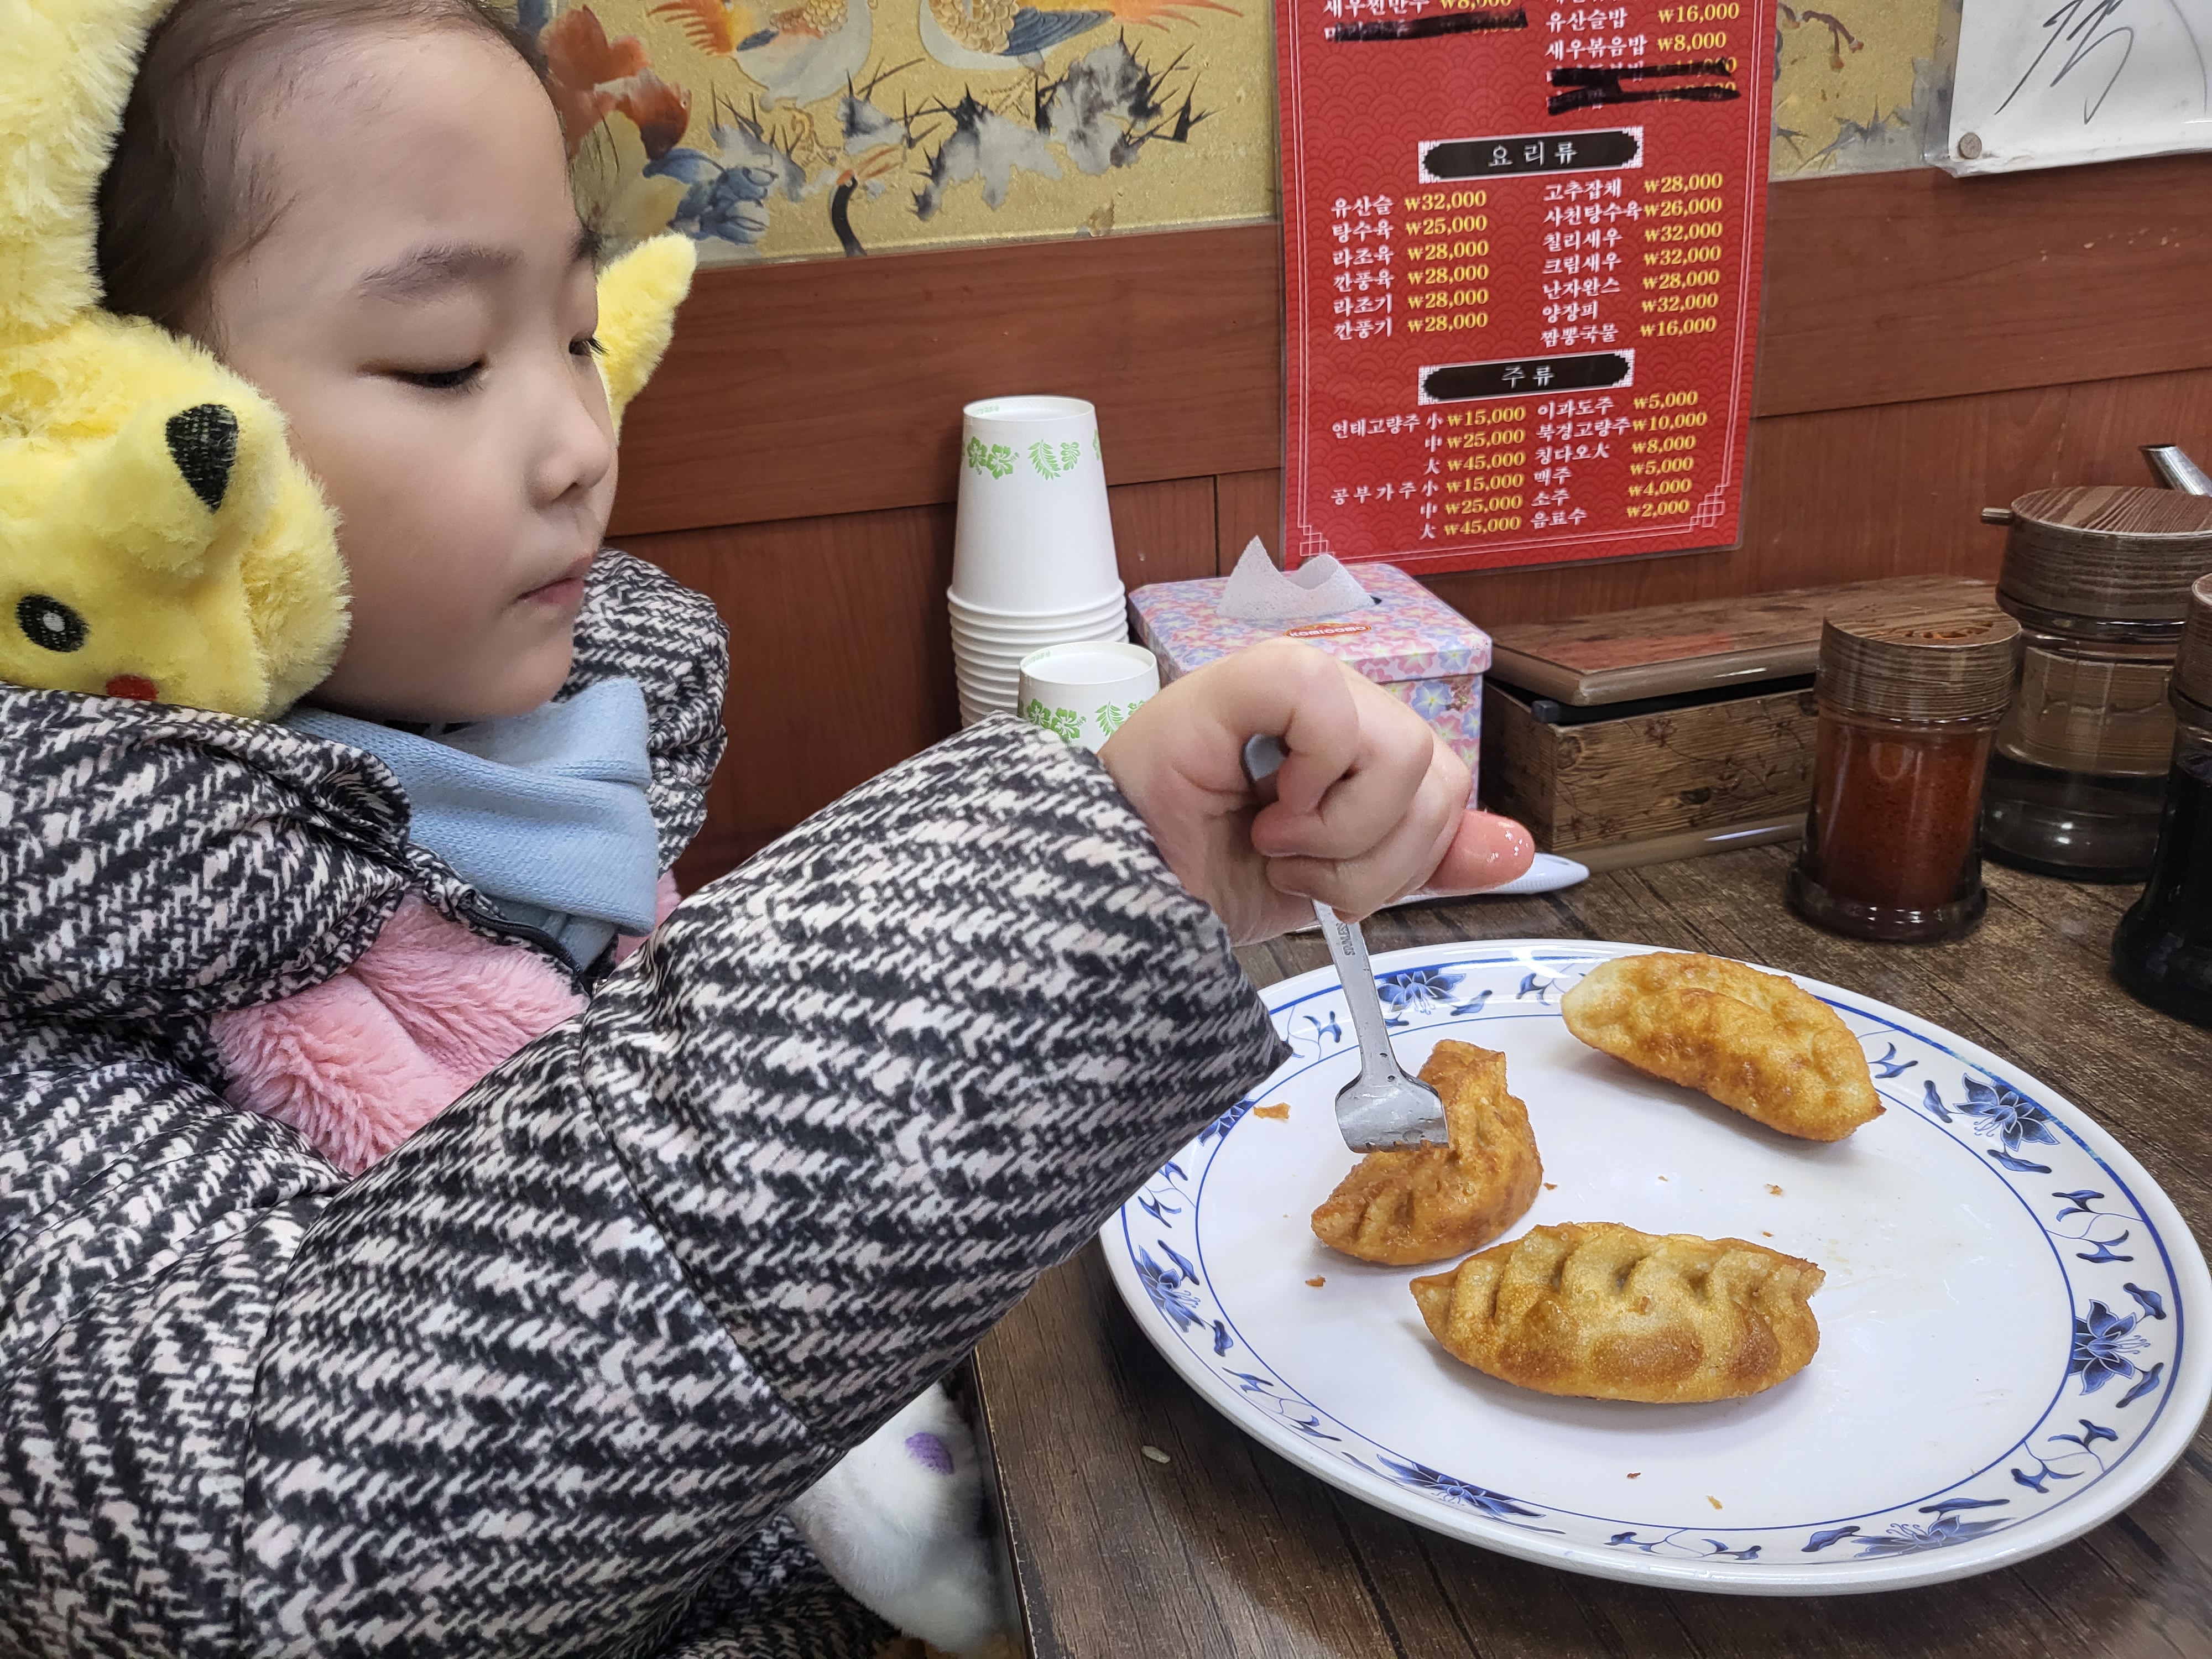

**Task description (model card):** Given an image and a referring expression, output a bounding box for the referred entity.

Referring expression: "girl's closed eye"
[392,361,484,393]
[571,333,606,361]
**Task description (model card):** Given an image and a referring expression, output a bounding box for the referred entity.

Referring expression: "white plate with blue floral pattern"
[1104,940,2212,1594]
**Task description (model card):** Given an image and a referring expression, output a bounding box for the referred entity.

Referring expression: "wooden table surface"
[969,844,2212,1659]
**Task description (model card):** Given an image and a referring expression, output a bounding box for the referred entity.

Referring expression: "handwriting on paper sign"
[1997,0,2209,126]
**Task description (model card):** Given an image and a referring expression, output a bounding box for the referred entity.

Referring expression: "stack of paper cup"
[950,394,1129,725]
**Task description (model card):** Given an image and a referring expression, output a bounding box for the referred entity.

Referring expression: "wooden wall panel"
[609,154,2212,539]
[1214,470,1282,572]
[612,228,1282,537]
[1108,478,1220,588]
[625,502,957,887]
[1752,159,2212,418]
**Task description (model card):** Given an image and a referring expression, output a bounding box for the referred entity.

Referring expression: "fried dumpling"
[1311,1040,1543,1266]
[1560,951,1882,1141]
[1411,1222,1824,1403]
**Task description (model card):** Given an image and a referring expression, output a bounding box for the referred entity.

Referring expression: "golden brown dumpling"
[1410,1222,1824,1403]
[1561,952,1882,1141]
[1310,1040,1542,1266]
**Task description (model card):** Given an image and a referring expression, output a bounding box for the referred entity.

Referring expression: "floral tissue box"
[1129,562,1491,795]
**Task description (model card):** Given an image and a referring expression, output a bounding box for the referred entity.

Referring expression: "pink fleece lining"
[212,872,681,1175]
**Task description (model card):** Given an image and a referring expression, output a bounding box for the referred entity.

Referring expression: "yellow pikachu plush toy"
[0,0,696,719]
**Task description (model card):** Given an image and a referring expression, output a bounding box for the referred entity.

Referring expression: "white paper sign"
[1944,0,2212,174]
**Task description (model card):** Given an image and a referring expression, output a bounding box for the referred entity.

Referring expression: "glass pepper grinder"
[1978,486,2212,881]
[1786,608,2021,943]
[2112,574,2212,1027]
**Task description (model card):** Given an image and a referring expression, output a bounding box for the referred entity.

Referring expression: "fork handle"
[1312,901,1410,1084]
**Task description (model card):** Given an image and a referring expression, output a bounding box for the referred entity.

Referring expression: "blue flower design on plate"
[1959,1075,2060,1170]
[1134,1242,1204,1332]
[1851,1510,2012,1558]
[1378,967,1458,1012]
[1376,1455,1545,1521]
[1374,968,1491,1025]
[2070,1302,2153,1395]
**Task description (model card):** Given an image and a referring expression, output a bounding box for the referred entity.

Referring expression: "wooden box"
[1479,576,1997,869]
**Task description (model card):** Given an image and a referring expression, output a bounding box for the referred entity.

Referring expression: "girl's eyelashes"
[394,362,484,393]
[387,337,598,390]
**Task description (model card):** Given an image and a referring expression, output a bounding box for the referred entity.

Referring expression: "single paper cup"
[951,396,1121,615]
[1017,641,1160,751]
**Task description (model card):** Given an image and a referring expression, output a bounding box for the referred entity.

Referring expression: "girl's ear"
[592,234,698,435]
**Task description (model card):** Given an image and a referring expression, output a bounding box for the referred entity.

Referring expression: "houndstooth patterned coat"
[0,553,1285,1656]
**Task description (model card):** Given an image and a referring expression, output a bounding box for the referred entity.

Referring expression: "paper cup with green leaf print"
[953,396,1122,615]
[1018,642,1160,752]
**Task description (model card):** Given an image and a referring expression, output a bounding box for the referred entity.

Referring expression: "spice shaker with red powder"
[1786,609,2021,943]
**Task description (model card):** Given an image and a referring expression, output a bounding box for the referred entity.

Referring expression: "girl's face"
[206,29,617,724]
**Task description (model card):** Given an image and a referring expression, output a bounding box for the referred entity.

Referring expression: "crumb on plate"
[1708,1496,1723,1509]
[1626,1472,1641,1479]
[1306,1276,1326,1287]
[1253,1102,1290,1121]
[1766,1183,1784,1196]
[1544,1182,1557,1191]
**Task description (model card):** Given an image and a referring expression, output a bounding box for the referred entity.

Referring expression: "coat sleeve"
[0,718,1285,1656]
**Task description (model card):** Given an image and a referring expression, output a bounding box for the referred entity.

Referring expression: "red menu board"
[1276,0,1773,572]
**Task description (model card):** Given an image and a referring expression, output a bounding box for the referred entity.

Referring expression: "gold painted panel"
[540,0,1938,263]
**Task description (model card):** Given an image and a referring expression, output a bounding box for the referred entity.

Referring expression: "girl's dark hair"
[96,0,549,337]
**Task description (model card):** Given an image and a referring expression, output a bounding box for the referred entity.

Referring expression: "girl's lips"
[523,556,594,607]
[524,575,587,608]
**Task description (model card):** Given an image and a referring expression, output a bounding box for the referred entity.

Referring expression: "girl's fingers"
[1264,743,1467,916]
[1166,640,1363,812]
[1250,696,1442,860]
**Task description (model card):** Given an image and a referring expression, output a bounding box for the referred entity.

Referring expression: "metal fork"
[1242,735,1450,1152]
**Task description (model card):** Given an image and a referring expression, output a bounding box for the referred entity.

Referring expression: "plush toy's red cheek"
[104,675,158,701]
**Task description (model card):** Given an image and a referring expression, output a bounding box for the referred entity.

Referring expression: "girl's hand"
[1098,639,1535,945]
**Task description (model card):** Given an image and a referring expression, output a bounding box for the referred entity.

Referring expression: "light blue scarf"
[286,677,660,968]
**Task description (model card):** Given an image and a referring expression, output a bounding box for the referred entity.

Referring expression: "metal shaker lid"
[1817,609,2021,723]
[1991,486,2212,623]
[2177,575,2212,709]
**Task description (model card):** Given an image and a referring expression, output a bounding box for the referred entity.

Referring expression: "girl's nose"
[530,358,617,507]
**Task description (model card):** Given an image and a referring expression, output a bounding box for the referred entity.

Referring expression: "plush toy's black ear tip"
[165,403,240,511]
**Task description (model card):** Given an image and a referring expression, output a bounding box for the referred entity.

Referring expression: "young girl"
[0,0,1532,1653]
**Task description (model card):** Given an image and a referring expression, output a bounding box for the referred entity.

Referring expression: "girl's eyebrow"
[356,227,598,301]
[357,242,519,300]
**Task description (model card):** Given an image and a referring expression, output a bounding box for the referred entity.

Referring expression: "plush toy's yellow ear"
[594,234,697,436]
[0,0,175,345]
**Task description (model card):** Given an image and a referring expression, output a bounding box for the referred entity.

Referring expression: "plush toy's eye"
[16,594,87,653]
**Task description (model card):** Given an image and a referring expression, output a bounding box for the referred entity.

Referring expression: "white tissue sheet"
[1215,538,1376,623]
